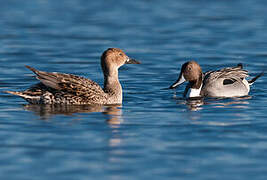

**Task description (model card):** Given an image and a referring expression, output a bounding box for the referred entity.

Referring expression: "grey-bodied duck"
[169,61,263,98]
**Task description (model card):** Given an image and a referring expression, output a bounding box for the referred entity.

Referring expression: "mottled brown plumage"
[5,48,140,105]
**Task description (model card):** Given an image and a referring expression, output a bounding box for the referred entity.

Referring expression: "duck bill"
[126,58,141,64]
[169,74,186,89]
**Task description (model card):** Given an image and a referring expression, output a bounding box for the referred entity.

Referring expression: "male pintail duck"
[5,48,140,105]
[169,61,263,98]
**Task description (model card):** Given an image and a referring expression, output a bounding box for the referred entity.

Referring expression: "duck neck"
[188,75,203,97]
[103,69,122,103]
[188,84,202,97]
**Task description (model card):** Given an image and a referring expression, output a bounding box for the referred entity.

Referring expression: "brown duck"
[6,48,140,105]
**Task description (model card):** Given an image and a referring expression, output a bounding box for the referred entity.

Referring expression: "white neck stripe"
[188,84,202,97]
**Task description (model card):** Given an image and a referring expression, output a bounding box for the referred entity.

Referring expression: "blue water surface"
[1,0,267,179]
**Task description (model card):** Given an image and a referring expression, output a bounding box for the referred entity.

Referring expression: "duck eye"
[119,53,123,56]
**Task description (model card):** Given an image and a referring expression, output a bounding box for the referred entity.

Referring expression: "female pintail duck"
[169,61,263,98]
[5,48,140,105]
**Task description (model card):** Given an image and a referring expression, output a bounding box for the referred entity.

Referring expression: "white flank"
[242,78,250,92]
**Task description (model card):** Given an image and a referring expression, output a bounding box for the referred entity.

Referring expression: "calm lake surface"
[1,0,267,179]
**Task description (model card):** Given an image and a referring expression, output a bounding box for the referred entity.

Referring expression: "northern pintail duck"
[169,61,263,98]
[6,48,140,105]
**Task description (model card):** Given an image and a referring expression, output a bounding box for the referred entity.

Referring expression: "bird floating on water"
[169,61,263,98]
[6,48,140,105]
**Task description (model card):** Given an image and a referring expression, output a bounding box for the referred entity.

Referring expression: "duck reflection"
[186,97,204,111]
[175,96,251,111]
[206,96,251,108]
[23,104,123,124]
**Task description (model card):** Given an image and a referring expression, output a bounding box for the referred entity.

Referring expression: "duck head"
[101,48,140,77]
[169,60,203,90]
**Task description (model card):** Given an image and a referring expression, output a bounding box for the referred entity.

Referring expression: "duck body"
[6,48,140,105]
[201,65,250,97]
[170,61,263,98]
[8,72,109,105]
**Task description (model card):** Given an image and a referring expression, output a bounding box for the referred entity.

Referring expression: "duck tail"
[4,91,40,103]
[25,65,39,75]
[248,72,264,85]
[237,63,243,69]
[5,90,24,97]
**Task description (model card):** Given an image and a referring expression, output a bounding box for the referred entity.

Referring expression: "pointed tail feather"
[237,63,243,69]
[5,90,40,102]
[5,90,23,96]
[25,65,40,76]
[5,90,34,99]
[248,72,264,85]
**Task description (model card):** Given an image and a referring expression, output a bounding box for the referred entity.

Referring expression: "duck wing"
[25,66,106,97]
[203,64,248,85]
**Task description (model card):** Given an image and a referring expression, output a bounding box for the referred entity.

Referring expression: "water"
[1,0,267,179]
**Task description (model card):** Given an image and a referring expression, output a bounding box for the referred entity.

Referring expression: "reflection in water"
[186,97,204,111]
[175,96,251,111]
[23,104,123,125]
[177,96,252,123]
[103,106,123,125]
[206,96,251,109]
